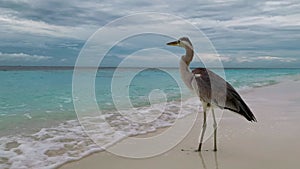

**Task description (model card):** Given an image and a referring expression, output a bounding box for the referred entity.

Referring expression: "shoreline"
[59,79,300,169]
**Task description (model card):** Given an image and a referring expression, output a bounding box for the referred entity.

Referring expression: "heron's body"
[167,37,256,151]
[192,68,256,122]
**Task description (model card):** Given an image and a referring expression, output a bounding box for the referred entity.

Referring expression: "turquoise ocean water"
[0,67,300,168]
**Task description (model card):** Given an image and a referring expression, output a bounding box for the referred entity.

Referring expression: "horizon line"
[0,65,300,70]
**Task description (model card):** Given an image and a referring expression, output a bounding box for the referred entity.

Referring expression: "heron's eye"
[177,40,180,43]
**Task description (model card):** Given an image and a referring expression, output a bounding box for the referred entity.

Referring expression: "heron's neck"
[180,48,194,90]
[182,45,194,66]
[179,43,195,91]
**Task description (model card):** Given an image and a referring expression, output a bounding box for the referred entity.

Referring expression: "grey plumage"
[192,68,257,122]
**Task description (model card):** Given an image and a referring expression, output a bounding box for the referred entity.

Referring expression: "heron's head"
[166,37,193,49]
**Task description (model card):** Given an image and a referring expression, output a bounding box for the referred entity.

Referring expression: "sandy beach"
[60,79,300,169]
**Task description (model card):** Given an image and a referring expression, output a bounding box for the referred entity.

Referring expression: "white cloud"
[236,55,297,63]
[263,1,292,11]
[226,14,300,28]
[0,52,52,62]
[195,53,232,62]
[256,56,297,62]
[117,48,180,68]
[0,15,94,40]
[60,58,67,62]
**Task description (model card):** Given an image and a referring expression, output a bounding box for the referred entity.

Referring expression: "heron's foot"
[197,143,202,152]
[181,148,197,152]
[213,148,217,152]
[194,149,209,152]
[181,149,190,152]
[181,149,202,152]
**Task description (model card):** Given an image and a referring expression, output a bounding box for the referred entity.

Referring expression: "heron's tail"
[224,85,257,122]
[225,99,257,122]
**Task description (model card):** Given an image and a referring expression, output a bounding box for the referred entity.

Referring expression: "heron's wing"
[192,68,226,105]
[191,68,213,103]
[192,68,257,122]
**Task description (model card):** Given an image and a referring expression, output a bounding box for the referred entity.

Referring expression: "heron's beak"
[166,40,179,46]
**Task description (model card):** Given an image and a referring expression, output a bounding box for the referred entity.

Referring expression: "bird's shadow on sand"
[181,149,219,169]
[199,151,219,169]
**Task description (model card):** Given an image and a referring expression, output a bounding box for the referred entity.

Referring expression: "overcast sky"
[0,0,299,68]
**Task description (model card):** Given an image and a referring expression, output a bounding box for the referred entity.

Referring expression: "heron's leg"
[212,107,217,151]
[198,103,207,151]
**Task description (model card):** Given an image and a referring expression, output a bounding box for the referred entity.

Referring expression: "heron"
[167,37,257,151]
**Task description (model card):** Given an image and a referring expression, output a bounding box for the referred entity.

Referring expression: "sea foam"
[0,97,200,169]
